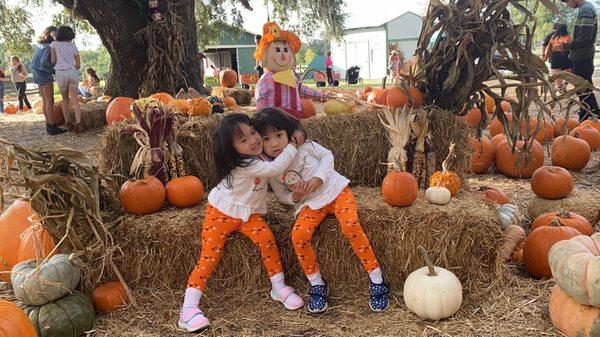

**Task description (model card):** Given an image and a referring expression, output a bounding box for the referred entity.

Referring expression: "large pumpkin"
[23,291,95,337]
[300,99,316,118]
[386,86,408,108]
[551,134,591,171]
[0,199,35,282]
[106,97,134,125]
[381,171,418,207]
[523,221,581,279]
[18,224,57,262]
[459,108,482,128]
[571,125,600,151]
[165,176,205,208]
[149,92,174,104]
[469,136,493,174]
[119,176,166,215]
[530,166,573,200]
[549,285,600,337]
[220,69,238,88]
[367,88,389,105]
[0,300,37,337]
[554,117,580,137]
[92,281,131,313]
[549,233,600,307]
[494,139,544,178]
[533,210,594,236]
[11,254,81,306]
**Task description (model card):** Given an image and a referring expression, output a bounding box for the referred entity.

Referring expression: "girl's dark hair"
[212,113,256,188]
[555,24,569,37]
[86,67,100,82]
[38,26,57,44]
[56,26,76,42]
[253,107,307,141]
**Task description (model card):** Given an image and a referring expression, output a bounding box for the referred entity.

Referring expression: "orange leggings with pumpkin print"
[291,187,379,276]
[187,204,283,291]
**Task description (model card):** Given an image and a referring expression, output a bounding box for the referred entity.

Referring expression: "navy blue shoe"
[308,283,328,313]
[369,278,389,312]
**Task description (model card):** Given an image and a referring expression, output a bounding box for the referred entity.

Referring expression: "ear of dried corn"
[379,107,412,172]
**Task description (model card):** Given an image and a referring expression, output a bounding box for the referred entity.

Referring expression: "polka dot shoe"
[369,278,389,312]
[308,283,329,313]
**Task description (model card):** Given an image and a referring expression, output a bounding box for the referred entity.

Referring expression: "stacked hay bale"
[62,101,109,130]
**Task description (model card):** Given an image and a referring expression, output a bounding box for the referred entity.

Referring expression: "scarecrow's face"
[262,41,296,72]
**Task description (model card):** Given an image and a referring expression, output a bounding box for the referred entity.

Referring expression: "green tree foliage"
[79,47,111,79]
[0,3,35,59]
[509,1,577,44]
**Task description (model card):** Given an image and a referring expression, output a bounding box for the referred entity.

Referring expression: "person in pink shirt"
[325,51,333,86]
[254,22,328,119]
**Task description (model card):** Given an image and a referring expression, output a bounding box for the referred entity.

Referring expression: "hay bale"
[100,109,470,188]
[63,101,108,130]
[528,188,600,225]
[211,87,253,106]
[105,187,505,291]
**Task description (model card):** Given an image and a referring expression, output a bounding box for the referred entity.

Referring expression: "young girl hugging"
[253,108,389,314]
[179,113,305,332]
[50,25,84,133]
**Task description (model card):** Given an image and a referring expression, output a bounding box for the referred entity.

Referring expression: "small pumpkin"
[166,99,190,114]
[551,134,591,171]
[119,176,166,215]
[386,86,408,108]
[220,69,238,88]
[324,98,354,114]
[0,300,37,337]
[488,113,513,136]
[92,281,131,313]
[106,97,134,124]
[425,186,451,205]
[496,203,521,230]
[479,185,510,205]
[223,96,237,108]
[4,104,18,114]
[407,87,423,107]
[149,92,174,104]
[23,291,95,337]
[459,107,482,128]
[0,199,35,282]
[468,136,493,174]
[11,254,81,306]
[367,88,389,105]
[382,171,418,207]
[581,118,600,134]
[549,285,600,337]
[18,223,57,262]
[166,176,205,208]
[429,143,461,196]
[363,86,373,93]
[530,166,573,200]
[403,247,462,320]
[532,210,593,236]
[522,118,554,143]
[554,117,580,137]
[188,98,212,117]
[300,98,316,118]
[500,224,526,262]
[53,101,65,125]
[511,241,524,263]
[523,220,581,279]
[571,125,600,151]
[494,139,544,178]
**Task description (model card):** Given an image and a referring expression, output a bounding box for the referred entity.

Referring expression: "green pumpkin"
[23,291,95,337]
[11,254,80,306]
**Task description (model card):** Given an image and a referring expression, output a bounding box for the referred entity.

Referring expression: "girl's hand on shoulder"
[291,130,306,146]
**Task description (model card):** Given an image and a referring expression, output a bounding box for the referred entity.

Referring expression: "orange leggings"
[291,187,379,276]
[188,204,283,291]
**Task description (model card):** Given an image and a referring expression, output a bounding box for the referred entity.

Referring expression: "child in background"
[10,57,32,111]
[179,113,305,333]
[79,67,101,98]
[50,25,84,133]
[254,108,389,314]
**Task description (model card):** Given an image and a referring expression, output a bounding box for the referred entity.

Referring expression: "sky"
[8,0,428,50]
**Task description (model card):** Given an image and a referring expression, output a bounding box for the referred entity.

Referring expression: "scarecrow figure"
[254,22,327,119]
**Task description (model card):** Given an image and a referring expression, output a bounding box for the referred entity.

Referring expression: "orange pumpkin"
[220,69,238,88]
[0,300,37,337]
[53,101,65,125]
[429,144,461,195]
[149,92,174,104]
[521,118,554,143]
[491,133,507,152]
[166,99,190,114]
[363,86,373,93]
[367,88,389,105]
[4,104,18,114]
[479,185,510,205]
[17,224,57,262]
[356,91,368,101]
[407,87,423,107]
[530,166,573,200]
[165,176,205,208]
[188,98,212,117]
[484,93,496,114]
[531,210,594,236]
[381,172,418,207]
[551,134,591,171]
[469,136,493,174]
[223,96,237,108]
[549,285,600,337]
[106,97,134,124]
[0,199,35,281]
[386,86,408,108]
[511,241,524,263]
[494,139,544,178]
[500,100,511,112]
[301,98,316,118]
[488,113,513,136]
[554,117,580,137]
[459,108,482,128]
[92,281,131,313]
[523,221,581,279]
[119,176,166,215]
[581,118,600,134]
[570,125,600,150]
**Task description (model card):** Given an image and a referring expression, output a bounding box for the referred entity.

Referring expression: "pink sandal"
[178,308,210,332]
[270,286,304,310]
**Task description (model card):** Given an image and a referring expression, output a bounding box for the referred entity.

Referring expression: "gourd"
[188,98,212,117]
[300,99,316,118]
[496,203,521,230]
[17,223,57,262]
[425,186,451,205]
[469,136,493,174]
[570,125,600,151]
[429,143,461,195]
[23,291,95,337]
[220,69,238,88]
[324,98,354,114]
[149,92,174,104]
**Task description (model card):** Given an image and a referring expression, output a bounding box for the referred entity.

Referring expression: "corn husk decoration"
[406,109,436,188]
[379,106,412,172]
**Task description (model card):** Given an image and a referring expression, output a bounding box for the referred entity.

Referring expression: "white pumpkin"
[425,186,451,205]
[403,247,463,320]
[496,203,521,230]
[324,99,354,114]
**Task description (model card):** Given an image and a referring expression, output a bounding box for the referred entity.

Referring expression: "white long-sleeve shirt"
[208,144,298,222]
[268,141,349,217]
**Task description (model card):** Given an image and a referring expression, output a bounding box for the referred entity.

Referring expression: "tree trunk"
[55,0,204,98]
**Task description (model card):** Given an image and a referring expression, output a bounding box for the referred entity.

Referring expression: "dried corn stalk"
[379,107,412,172]
[408,109,436,188]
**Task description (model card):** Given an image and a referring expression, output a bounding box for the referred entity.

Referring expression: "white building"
[330,11,423,79]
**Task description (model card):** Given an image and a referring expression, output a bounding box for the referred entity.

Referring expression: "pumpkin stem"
[418,246,437,277]
[557,209,571,219]
[549,219,564,227]
[441,142,456,173]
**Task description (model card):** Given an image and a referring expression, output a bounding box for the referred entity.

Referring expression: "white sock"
[270,272,286,291]
[369,268,383,284]
[183,287,203,309]
[307,272,326,286]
